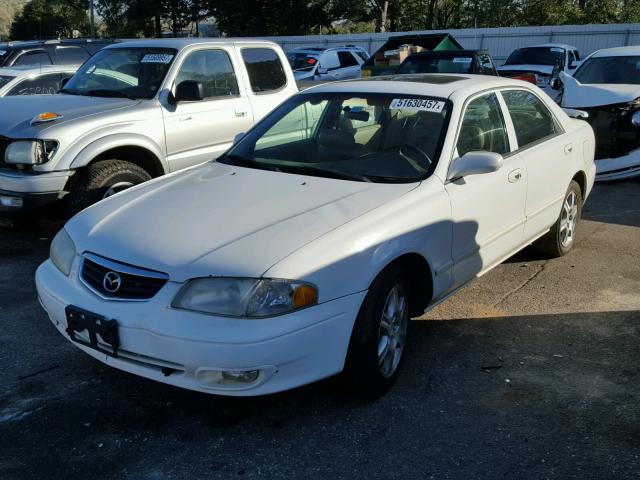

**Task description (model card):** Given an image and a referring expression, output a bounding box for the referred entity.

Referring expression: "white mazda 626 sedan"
[36,74,596,398]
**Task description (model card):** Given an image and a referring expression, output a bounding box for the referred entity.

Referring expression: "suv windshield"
[398,54,474,74]
[62,47,177,99]
[219,92,450,183]
[504,47,564,67]
[288,52,319,72]
[574,56,640,85]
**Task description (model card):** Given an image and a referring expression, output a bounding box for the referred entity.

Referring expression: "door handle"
[564,144,574,155]
[508,169,523,183]
[235,110,248,118]
[178,115,193,122]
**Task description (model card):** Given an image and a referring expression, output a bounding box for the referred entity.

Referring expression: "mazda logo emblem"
[103,271,122,293]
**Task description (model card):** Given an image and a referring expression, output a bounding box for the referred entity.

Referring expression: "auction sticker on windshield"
[141,54,174,64]
[390,98,445,112]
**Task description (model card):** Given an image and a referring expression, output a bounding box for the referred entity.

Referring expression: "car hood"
[497,64,554,75]
[0,94,138,138]
[560,73,640,108]
[66,162,419,282]
[293,70,315,81]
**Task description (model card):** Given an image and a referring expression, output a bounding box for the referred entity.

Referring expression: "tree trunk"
[426,0,437,29]
[154,14,161,37]
[379,0,389,33]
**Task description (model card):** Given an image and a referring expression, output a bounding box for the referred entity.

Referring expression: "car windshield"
[0,75,14,89]
[288,52,319,72]
[574,56,640,85]
[219,92,450,183]
[62,47,177,99]
[504,47,564,67]
[398,55,474,74]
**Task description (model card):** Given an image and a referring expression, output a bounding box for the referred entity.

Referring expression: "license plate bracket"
[65,305,120,358]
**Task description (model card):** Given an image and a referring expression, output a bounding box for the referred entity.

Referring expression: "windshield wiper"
[87,89,138,100]
[221,154,282,172]
[278,165,372,183]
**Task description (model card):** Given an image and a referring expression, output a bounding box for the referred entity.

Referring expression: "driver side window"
[176,49,239,99]
[456,93,509,157]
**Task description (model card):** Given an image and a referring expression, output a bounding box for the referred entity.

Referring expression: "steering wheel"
[385,143,432,169]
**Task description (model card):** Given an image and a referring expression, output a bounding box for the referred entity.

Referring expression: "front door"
[445,92,528,289]
[162,48,253,172]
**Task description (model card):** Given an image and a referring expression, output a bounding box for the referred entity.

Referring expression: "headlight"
[4,140,58,165]
[50,229,76,276]
[172,277,318,318]
[632,110,640,127]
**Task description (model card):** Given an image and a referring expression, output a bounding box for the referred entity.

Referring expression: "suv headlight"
[172,277,318,318]
[50,229,76,276]
[4,140,58,165]
[632,110,640,127]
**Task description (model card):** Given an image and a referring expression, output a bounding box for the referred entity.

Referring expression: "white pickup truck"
[0,38,298,216]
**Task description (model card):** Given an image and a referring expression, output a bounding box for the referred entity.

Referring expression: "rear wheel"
[534,180,582,257]
[342,266,410,399]
[67,160,151,215]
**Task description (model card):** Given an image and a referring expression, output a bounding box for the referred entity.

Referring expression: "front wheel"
[534,180,582,257]
[342,266,410,399]
[66,160,151,216]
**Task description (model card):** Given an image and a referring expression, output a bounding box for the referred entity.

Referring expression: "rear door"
[445,91,527,288]
[500,89,571,243]
[11,49,52,67]
[162,47,253,172]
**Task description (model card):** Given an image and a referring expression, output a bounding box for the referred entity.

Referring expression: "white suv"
[287,46,369,81]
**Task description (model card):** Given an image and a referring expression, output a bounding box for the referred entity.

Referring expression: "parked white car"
[0,65,77,97]
[498,43,580,99]
[557,46,640,181]
[0,38,298,217]
[36,74,596,398]
[288,46,368,81]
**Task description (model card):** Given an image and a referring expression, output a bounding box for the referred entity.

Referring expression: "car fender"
[263,177,453,305]
[68,133,167,172]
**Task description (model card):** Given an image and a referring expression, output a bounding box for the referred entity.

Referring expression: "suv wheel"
[67,160,151,215]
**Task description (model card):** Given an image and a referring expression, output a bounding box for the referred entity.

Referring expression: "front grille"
[80,253,168,300]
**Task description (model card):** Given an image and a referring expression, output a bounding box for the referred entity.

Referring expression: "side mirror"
[550,77,563,90]
[233,132,245,144]
[448,151,503,181]
[175,80,204,102]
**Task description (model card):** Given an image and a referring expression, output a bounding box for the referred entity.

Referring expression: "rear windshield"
[574,56,640,85]
[398,55,474,74]
[287,52,319,72]
[504,47,565,67]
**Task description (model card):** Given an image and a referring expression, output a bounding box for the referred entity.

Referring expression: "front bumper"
[36,259,366,396]
[595,149,640,181]
[0,169,72,215]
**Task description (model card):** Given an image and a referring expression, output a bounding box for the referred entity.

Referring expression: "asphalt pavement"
[0,179,639,479]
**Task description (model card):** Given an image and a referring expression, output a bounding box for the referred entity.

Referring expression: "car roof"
[590,46,640,57]
[110,38,280,50]
[0,65,78,77]
[288,46,365,54]
[1,39,112,49]
[302,73,533,100]
[527,43,578,51]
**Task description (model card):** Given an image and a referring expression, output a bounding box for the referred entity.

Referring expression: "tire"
[342,265,411,399]
[67,160,151,215]
[534,180,582,257]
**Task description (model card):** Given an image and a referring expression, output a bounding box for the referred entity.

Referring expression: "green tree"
[0,0,27,40]
[10,0,88,40]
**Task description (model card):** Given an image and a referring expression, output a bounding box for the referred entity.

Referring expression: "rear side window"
[13,50,52,66]
[241,48,287,93]
[55,46,90,64]
[456,93,509,157]
[176,49,239,98]
[338,51,359,67]
[7,73,64,96]
[502,90,559,149]
[477,54,495,75]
